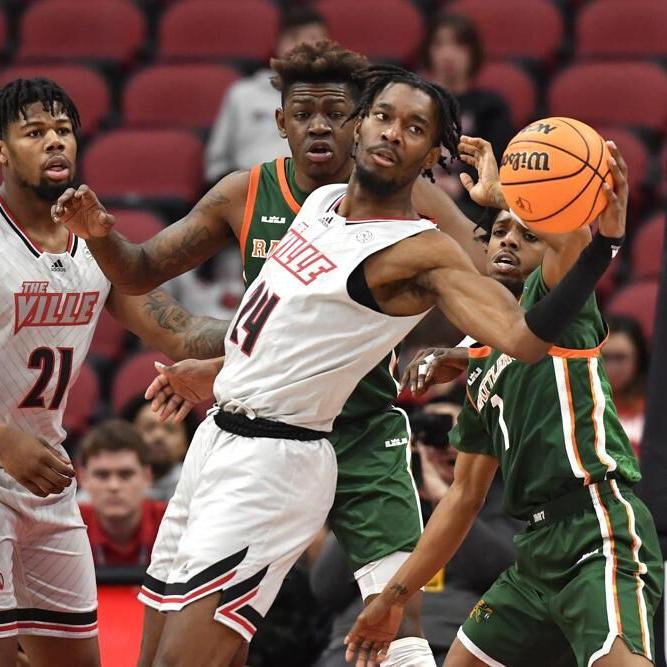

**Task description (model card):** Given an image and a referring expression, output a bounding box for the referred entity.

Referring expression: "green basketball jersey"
[450,268,640,520]
[240,157,400,420]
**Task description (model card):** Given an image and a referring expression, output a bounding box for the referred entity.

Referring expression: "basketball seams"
[501,118,612,230]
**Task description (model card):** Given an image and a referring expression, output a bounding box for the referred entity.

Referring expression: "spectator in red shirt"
[78,419,166,567]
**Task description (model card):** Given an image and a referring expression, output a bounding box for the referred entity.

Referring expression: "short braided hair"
[0,78,80,138]
[348,65,461,182]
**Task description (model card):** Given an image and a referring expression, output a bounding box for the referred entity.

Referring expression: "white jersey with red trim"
[214,183,435,431]
[0,199,111,448]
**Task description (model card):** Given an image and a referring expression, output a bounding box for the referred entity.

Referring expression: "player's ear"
[423,146,441,171]
[275,108,287,139]
[0,140,7,165]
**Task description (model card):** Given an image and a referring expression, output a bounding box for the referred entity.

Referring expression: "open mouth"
[492,251,520,273]
[306,142,334,163]
[43,156,71,182]
[370,147,398,167]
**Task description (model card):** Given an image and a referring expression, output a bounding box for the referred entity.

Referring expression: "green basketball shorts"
[459,481,663,667]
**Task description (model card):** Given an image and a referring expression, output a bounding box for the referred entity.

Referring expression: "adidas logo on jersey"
[50,259,66,272]
[261,215,286,225]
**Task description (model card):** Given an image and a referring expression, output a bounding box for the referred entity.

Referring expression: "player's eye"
[294,111,310,120]
[57,128,71,136]
[524,232,538,243]
[410,125,424,136]
[330,111,344,120]
[26,130,41,138]
[374,111,388,121]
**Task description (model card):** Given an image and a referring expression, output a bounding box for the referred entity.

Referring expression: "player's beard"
[19,174,76,203]
[355,161,398,197]
[497,275,525,298]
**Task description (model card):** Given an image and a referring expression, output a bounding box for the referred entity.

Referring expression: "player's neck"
[0,181,58,235]
[293,161,354,195]
[340,175,418,221]
[99,510,142,546]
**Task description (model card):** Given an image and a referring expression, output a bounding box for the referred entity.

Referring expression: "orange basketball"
[499,117,614,233]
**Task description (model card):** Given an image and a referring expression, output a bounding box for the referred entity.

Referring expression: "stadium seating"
[0,65,110,135]
[446,0,563,62]
[316,0,423,64]
[123,64,239,131]
[158,0,278,64]
[548,62,667,134]
[111,350,172,414]
[82,129,203,208]
[577,0,667,59]
[597,126,649,206]
[606,280,660,341]
[0,10,7,57]
[17,0,145,65]
[89,309,129,361]
[63,362,100,438]
[110,209,165,244]
[474,62,537,129]
[632,213,665,281]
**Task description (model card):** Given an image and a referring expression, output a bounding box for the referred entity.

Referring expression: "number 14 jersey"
[0,199,110,447]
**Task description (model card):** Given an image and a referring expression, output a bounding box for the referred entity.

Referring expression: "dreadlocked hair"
[271,40,370,105]
[0,78,80,138]
[348,64,462,183]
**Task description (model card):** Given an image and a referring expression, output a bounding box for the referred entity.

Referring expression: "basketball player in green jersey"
[345,138,663,667]
[52,42,491,666]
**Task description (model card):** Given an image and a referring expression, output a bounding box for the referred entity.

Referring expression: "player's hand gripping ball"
[499,117,614,233]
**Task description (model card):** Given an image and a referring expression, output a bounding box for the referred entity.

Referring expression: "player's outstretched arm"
[344,452,498,667]
[52,172,250,295]
[106,288,229,361]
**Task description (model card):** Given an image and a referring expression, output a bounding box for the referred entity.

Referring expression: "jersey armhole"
[276,157,301,215]
[239,165,261,266]
[347,260,383,313]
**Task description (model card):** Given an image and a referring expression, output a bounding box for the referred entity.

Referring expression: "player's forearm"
[87,231,161,294]
[380,482,484,605]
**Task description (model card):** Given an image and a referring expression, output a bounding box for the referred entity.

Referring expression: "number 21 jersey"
[0,199,110,448]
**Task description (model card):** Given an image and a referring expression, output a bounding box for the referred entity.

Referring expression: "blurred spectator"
[121,395,198,501]
[78,420,166,567]
[603,315,650,457]
[205,7,329,183]
[312,400,521,664]
[421,14,514,217]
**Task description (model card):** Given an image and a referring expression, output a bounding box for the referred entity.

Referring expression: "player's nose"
[381,120,401,144]
[308,113,332,135]
[44,128,65,152]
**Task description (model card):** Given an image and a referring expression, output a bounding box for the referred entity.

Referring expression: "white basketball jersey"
[214,184,435,431]
[0,199,110,447]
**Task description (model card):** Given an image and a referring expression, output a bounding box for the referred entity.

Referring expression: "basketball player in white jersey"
[54,66,625,667]
[0,79,229,667]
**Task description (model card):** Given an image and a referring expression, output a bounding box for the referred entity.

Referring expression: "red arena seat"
[63,362,100,437]
[112,351,172,414]
[316,0,424,64]
[83,129,203,206]
[18,0,145,65]
[606,280,660,342]
[89,308,128,361]
[577,0,667,59]
[0,65,110,135]
[446,0,563,62]
[474,62,537,129]
[123,64,239,131]
[548,62,667,134]
[159,0,278,64]
[631,214,665,282]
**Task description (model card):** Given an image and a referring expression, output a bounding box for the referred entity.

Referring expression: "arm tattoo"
[143,290,228,358]
[389,583,408,599]
[150,190,235,277]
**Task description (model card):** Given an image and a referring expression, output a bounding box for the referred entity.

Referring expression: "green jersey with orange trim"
[450,268,640,520]
[239,157,401,420]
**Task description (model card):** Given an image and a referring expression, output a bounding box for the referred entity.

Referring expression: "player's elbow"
[507,324,551,364]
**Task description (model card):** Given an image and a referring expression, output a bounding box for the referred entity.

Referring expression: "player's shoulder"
[300,183,347,213]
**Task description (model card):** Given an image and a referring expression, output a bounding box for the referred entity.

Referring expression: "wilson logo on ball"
[501,151,550,172]
[520,122,558,135]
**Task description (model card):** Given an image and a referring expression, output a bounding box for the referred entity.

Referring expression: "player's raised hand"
[51,184,114,239]
[458,135,507,210]
[0,430,74,497]
[598,141,628,240]
[145,358,218,422]
[344,595,404,667]
[400,347,469,395]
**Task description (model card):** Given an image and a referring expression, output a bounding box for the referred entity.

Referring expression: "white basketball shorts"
[138,414,337,642]
[0,465,97,639]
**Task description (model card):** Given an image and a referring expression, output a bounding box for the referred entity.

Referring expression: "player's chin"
[491,270,525,297]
